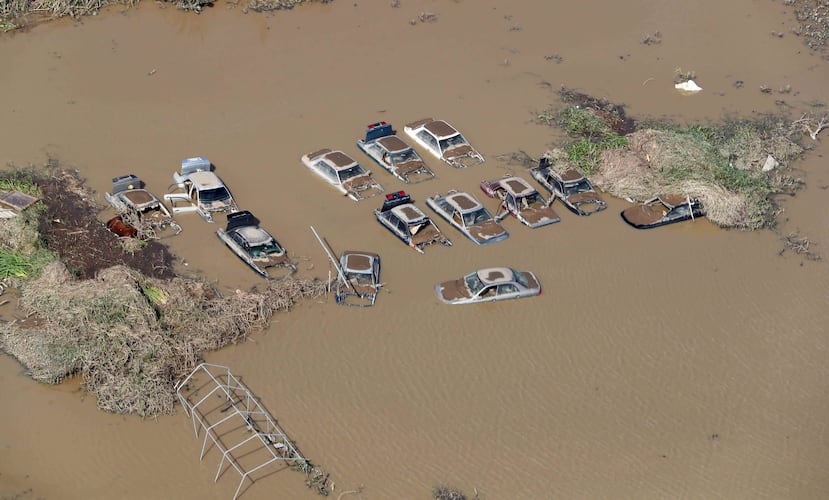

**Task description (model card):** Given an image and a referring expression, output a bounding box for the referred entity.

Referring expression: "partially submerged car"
[621,194,705,229]
[301,148,384,201]
[480,176,560,228]
[425,190,508,245]
[374,191,452,253]
[163,157,238,223]
[435,267,541,305]
[530,158,607,216]
[403,118,484,168]
[216,211,296,279]
[104,174,181,236]
[336,251,382,307]
[356,122,435,184]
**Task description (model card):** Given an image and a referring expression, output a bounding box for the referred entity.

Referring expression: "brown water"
[2,1,829,498]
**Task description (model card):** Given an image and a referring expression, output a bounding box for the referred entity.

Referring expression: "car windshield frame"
[200,186,231,203]
[511,269,529,288]
[337,165,367,183]
[563,178,593,196]
[249,239,284,258]
[464,271,485,296]
[439,134,469,154]
[389,148,418,164]
[345,271,376,286]
[462,207,492,227]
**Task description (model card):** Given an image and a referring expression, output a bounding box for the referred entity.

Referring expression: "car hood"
[437,279,472,301]
[468,220,508,243]
[519,205,561,227]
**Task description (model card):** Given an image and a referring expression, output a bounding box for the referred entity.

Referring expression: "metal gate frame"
[175,363,306,499]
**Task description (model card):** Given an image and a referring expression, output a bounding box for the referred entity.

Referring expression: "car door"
[497,283,520,300]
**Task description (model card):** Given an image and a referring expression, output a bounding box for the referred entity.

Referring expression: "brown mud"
[2,1,829,499]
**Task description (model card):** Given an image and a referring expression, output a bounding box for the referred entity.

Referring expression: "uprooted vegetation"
[535,88,813,230]
[0,0,331,30]
[0,165,328,417]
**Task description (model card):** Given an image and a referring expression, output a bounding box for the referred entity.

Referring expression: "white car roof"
[477,267,514,285]
[423,120,459,140]
[324,151,358,171]
[189,171,224,191]
[446,192,482,213]
[499,177,536,197]
[376,136,410,153]
[390,203,427,223]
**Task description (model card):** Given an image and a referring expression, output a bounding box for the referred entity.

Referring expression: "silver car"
[425,190,508,245]
[435,267,541,305]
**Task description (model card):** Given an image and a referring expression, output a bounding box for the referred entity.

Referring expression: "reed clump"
[0,261,328,416]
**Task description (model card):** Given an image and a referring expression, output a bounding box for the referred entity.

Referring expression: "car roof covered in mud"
[477,267,514,285]
[499,177,536,197]
[188,171,224,190]
[423,120,459,139]
[446,192,482,213]
[341,251,379,272]
[324,151,359,170]
[376,136,410,153]
[390,203,428,224]
[558,169,587,183]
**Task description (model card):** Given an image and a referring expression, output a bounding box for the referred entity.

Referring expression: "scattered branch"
[793,113,827,140]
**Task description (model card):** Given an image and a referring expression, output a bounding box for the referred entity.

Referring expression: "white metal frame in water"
[175,362,306,499]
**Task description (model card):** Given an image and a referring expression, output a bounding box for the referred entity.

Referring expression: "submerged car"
[374,191,452,253]
[480,176,560,228]
[356,122,435,184]
[425,190,508,245]
[104,174,181,236]
[336,251,382,307]
[403,118,484,168]
[530,158,607,216]
[163,157,238,223]
[301,148,384,201]
[621,194,705,229]
[216,211,296,279]
[435,267,541,305]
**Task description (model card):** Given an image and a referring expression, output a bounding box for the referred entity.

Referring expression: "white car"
[163,157,238,223]
[435,267,542,305]
[403,118,484,168]
[301,148,384,201]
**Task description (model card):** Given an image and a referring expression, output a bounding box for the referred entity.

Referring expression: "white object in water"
[675,80,703,93]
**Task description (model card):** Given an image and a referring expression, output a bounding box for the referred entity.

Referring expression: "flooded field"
[2,0,829,498]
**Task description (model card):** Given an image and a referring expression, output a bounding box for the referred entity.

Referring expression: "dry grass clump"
[1,260,328,416]
[1,0,134,22]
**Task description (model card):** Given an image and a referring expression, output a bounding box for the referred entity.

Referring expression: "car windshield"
[563,179,593,196]
[439,134,468,153]
[462,207,492,226]
[390,149,418,164]
[511,269,529,288]
[518,192,544,208]
[200,186,231,203]
[338,165,367,182]
[250,240,283,258]
[345,271,375,286]
[464,271,485,295]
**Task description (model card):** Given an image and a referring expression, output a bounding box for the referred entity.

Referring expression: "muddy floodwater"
[2,1,829,498]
